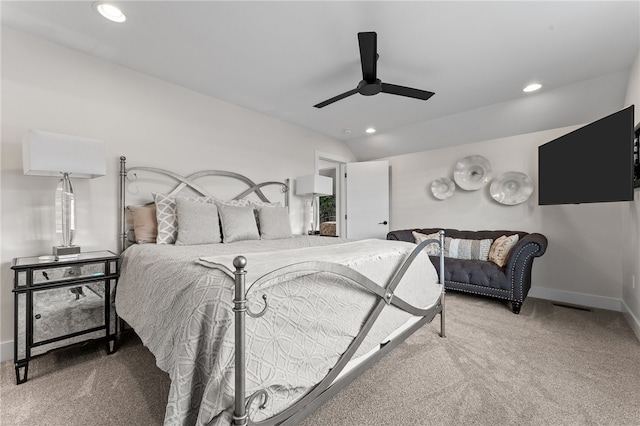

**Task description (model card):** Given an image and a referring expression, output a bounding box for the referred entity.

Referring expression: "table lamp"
[295,174,333,234]
[22,130,106,256]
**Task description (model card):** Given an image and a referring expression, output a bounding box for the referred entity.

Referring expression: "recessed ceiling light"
[342,128,352,134]
[93,2,126,23]
[523,83,542,93]
[365,127,376,134]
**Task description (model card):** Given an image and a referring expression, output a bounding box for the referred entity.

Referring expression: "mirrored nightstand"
[11,250,120,384]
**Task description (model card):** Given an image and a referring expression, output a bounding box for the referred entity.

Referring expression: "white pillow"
[175,198,221,245]
[217,203,260,243]
[258,206,293,240]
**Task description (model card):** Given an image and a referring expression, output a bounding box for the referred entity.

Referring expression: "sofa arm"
[505,233,548,302]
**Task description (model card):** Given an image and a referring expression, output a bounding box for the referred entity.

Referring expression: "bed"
[115,157,445,425]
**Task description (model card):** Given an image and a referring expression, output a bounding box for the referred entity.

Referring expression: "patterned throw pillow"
[488,234,520,267]
[215,199,280,208]
[412,231,493,261]
[447,238,493,261]
[216,198,252,207]
[153,193,212,244]
[412,231,441,256]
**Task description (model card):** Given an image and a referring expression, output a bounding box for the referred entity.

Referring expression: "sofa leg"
[511,301,522,314]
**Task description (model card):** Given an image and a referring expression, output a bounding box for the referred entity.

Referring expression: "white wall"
[621,50,640,339]
[383,125,627,311]
[0,28,356,359]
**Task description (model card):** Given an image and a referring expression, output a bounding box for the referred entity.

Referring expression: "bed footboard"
[230,231,446,426]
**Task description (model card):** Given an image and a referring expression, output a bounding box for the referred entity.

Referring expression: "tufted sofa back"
[387,228,529,243]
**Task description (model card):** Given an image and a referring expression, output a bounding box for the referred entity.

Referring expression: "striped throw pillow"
[413,231,493,261]
[446,238,493,261]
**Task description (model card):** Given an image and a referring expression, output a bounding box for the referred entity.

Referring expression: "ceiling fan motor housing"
[358,79,382,96]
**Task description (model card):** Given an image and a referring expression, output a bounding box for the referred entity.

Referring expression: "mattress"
[115,235,441,425]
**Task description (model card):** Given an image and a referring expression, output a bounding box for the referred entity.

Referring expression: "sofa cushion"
[429,256,509,291]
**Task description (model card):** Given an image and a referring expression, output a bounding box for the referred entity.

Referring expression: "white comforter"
[115,236,441,425]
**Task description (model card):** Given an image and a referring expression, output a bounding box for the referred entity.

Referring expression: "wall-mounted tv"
[538,105,635,205]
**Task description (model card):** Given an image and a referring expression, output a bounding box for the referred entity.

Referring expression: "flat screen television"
[538,105,635,205]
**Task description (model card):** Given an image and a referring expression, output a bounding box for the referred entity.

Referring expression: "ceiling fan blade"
[381,83,435,101]
[358,32,377,82]
[313,88,359,108]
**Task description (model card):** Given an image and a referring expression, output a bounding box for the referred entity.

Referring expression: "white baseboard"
[528,287,622,312]
[1,340,13,363]
[621,300,640,341]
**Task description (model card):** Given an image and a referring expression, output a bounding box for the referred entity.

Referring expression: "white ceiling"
[2,1,639,160]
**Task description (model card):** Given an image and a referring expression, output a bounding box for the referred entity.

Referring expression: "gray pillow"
[175,198,221,245]
[217,203,260,243]
[258,206,293,240]
[153,193,212,244]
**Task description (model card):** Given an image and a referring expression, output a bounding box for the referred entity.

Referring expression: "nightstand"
[11,250,120,384]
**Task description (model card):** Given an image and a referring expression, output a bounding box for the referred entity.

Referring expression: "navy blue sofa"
[387,228,547,314]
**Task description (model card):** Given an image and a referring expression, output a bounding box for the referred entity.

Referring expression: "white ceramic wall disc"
[490,171,534,205]
[453,155,493,190]
[431,177,456,200]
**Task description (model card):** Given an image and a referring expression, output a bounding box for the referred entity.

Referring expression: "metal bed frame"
[119,156,289,252]
[118,156,445,426]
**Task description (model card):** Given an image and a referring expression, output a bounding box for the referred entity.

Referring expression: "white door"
[345,160,390,240]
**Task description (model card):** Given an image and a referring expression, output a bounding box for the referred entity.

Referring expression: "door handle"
[379,221,388,225]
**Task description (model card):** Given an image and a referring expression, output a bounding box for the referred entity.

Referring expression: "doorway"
[316,151,348,237]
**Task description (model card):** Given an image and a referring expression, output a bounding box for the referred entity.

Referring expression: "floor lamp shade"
[22,130,106,254]
[296,175,333,234]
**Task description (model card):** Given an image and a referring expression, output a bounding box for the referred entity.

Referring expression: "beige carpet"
[2,293,639,426]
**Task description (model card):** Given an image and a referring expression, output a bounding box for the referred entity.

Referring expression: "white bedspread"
[115,236,440,425]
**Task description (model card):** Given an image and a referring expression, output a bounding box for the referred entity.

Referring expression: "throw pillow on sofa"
[448,237,493,261]
[412,231,441,255]
[488,234,520,267]
[412,231,493,261]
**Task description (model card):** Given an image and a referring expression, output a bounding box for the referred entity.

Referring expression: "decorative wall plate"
[490,171,534,205]
[453,155,493,190]
[431,177,456,200]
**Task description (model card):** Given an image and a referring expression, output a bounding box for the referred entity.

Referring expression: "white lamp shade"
[296,174,333,196]
[23,130,106,178]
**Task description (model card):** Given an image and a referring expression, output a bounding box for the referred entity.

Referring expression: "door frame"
[315,151,349,238]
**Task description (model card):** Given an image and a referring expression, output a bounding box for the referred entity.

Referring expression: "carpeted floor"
[1,293,639,426]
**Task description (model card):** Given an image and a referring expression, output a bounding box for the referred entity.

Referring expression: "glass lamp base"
[55,173,76,248]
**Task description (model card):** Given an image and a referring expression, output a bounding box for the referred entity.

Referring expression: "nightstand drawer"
[32,282,108,344]
[23,263,111,286]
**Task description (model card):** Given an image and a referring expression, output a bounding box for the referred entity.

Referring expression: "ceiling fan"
[314,32,435,108]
